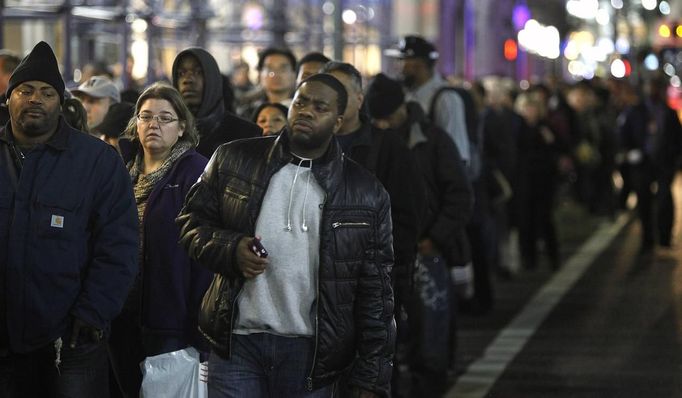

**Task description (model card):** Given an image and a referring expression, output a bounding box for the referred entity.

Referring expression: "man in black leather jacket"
[177,73,395,397]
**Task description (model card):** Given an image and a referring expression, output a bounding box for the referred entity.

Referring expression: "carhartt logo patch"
[50,215,64,228]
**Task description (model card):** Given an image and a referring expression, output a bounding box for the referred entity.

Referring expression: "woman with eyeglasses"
[108,82,212,397]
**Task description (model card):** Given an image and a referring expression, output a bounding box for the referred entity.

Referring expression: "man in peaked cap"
[71,75,121,131]
[386,35,471,171]
[0,41,138,397]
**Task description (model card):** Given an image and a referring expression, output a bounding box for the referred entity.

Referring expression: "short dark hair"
[0,51,20,74]
[125,82,199,147]
[257,47,297,72]
[298,73,348,116]
[296,52,331,74]
[320,61,363,92]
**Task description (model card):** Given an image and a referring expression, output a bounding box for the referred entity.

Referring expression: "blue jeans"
[208,333,333,398]
[0,339,109,397]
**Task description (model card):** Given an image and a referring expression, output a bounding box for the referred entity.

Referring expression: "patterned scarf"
[129,140,193,265]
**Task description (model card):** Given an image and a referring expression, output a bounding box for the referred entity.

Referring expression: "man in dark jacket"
[618,76,682,252]
[321,62,424,292]
[367,73,472,397]
[172,47,261,158]
[0,41,138,397]
[177,73,395,397]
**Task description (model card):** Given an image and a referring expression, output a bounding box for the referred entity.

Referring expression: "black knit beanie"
[366,73,404,119]
[7,41,65,103]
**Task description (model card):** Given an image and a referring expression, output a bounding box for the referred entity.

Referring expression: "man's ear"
[333,115,344,134]
[356,92,364,111]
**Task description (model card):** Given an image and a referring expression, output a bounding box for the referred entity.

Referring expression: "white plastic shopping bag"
[140,347,207,398]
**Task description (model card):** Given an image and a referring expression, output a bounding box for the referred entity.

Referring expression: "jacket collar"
[404,102,429,149]
[268,129,345,195]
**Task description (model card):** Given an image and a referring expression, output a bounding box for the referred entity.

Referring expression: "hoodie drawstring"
[285,157,313,232]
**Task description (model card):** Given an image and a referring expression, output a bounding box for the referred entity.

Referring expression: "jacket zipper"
[225,187,248,201]
[306,266,321,391]
[331,221,370,229]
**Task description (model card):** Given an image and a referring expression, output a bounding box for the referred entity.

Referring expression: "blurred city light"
[644,53,660,70]
[659,1,670,15]
[566,0,599,20]
[615,37,630,53]
[671,76,681,88]
[611,0,623,9]
[641,0,657,11]
[322,2,334,15]
[610,59,626,78]
[596,8,610,26]
[342,9,357,25]
[512,4,532,31]
[131,18,147,33]
[504,39,518,61]
[659,24,671,38]
[518,19,560,59]
[664,63,676,76]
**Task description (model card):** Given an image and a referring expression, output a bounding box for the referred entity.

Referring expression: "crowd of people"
[0,35,680,398]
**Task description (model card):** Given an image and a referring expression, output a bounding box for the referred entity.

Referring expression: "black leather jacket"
[177,131,396,396]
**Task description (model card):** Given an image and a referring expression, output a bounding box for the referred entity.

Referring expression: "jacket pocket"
[35,197,79,241]
[331,219,372,263]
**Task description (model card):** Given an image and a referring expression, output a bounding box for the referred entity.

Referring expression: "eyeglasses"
[136,114,179,124]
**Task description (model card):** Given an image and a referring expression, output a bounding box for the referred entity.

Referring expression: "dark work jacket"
[172,48,261,159]
[177,131,395,396]
[340,116,424,284]
[137,149,212,354]
[618,100,682,173]
[400,102,473,266]
[0,119,138,353]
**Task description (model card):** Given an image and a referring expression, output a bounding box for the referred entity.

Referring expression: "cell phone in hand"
[250,237,268,258]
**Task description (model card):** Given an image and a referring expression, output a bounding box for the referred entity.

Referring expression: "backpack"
[429,86,483,181]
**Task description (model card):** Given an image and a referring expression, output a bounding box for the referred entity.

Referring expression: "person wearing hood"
[177,73,395,397]
[0,41,137,397]
[172,48,261,158]
[367,73,473,398]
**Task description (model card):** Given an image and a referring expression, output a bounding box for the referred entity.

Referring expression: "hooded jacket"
[176,131,396,396]
[172,48,261,158]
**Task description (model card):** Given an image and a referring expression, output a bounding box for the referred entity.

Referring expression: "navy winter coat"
[137,148,211,352]
[0,119,138,353]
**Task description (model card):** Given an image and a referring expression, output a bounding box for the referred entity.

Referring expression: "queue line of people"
[0,36,680,398]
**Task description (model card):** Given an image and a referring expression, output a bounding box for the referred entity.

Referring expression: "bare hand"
[418,238,436,256]
[69,317,103,348]
[236,236,269,278]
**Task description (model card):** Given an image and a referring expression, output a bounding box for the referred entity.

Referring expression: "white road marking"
[447,213,630,398]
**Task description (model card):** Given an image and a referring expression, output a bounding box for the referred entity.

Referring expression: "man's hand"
[69,317,103,348]
[236,236,269,278]
[418,238,436,256]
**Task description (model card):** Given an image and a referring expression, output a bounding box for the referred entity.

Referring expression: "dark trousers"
[0,340,109,397]
[517,175,559,269]
[108,308,145,398]
[632,163,675,247]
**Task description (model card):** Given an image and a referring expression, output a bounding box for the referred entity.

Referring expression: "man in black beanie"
[0,41,138,397]
[367,73,472,398]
